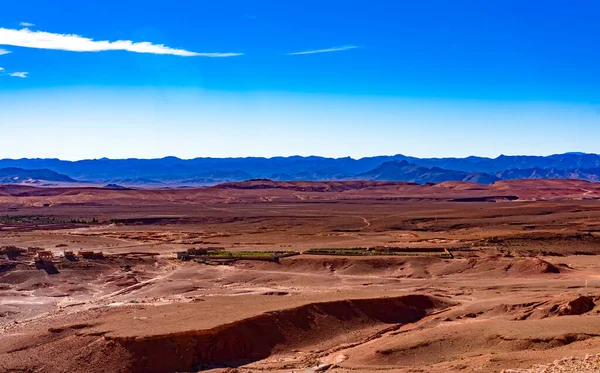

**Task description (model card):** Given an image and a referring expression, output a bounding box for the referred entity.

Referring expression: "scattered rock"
[335,354,349,363]
[221,368,239,373]
[503,354,600,372]
[313,364,333,372]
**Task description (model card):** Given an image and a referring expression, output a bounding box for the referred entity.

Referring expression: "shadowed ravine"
[101,295,451,372]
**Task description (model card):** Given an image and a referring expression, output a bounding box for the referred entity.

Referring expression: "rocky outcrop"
[557,296,595,316]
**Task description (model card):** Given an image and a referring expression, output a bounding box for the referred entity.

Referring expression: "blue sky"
[1,0,599,160]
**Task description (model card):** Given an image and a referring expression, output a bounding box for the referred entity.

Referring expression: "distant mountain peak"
[358,161,499,184]
[103,183,130,190]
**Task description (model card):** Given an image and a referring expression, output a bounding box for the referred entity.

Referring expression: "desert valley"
[2,179,600,372]
[3,0,599,371]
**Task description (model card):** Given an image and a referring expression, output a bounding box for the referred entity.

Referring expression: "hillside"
[357,160,500,184]
[496,167,600,182]
[0,168,76,184]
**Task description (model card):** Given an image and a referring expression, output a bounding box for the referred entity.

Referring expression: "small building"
[77,250,104,259]
[36,250,54,263]
[27,247,45,255]
[3,246,23,260]
[187,248,208,256]
[3,246,22,254]
[176,251,191,260]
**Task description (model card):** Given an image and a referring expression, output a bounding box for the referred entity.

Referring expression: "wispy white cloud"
[0,67,28,78]
[19,22,35,27]
[287,45,359,55]
[0,48,10,55]
[0,27,243,57]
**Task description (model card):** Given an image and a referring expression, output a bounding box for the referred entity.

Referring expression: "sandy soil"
[2,180,600,372]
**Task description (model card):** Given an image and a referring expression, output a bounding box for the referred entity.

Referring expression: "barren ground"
[2,180,600,372]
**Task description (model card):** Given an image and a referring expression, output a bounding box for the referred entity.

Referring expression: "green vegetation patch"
[205,250,293,258]
[0,216,98,225]
[306,248,452,257]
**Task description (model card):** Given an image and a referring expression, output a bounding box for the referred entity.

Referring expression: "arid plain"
[3,179,600,372]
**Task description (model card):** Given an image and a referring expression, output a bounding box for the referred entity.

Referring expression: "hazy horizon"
[0,150,598,163]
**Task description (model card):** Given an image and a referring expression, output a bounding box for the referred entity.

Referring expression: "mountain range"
[0,168,76,185]
[357,161,501,184]
[2,153,600,186]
